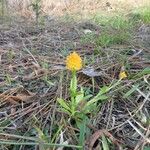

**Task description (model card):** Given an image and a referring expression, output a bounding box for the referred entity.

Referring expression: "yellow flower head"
[119,71,127,80]
[66,51,82,71]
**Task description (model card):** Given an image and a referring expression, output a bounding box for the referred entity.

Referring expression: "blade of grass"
[123,84,139,98]
[127,120,150,143]
[0,140,82,148]
[102,134,110,150]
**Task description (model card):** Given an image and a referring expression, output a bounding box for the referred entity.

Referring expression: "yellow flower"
[119,71,127,80]
[66,51,82,71]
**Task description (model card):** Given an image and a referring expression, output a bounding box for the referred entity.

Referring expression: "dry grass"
[6,0,150,19]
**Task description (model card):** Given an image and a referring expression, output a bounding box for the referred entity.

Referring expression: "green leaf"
[70,71,77,96]
[78,119,86,147]
[83,94,93,101]
[75,94,84,104]
[102,134,110,150]
[86,95,108,106]
[34,126,47,142]
[98,86,110,95]
[84,103,97,114]
[57,98,71,112]
[75,88,84,104]
[123,84,139,98]
[60,108,71,115]
[77,117,90,148]
[132,67,150,79]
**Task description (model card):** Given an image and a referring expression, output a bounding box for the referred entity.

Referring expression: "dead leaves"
[23,68,48,81]
[85,129,123,150]
[0,86,36,104]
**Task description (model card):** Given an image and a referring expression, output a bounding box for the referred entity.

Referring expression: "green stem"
[92,77,95,93]
[70,70,77,97]
[70,70,77,116]
[0,140,82,148]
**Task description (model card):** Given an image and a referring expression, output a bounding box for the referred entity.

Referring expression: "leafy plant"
[57,70,94,118]
[57,52,120,121]
[58,66,113,120]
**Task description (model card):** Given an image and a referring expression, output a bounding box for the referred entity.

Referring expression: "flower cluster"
[66,51,82,71]
[119,71,127,80]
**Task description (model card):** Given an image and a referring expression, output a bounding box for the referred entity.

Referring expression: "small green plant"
[95,33,112,47]
[130,6,150,24]
[30,0,42,26]
[5,73,12,85]
[7,49,15,62]
[137,7,150,24]
[57,51,120,121]
[109,15,133,30]
[57,51,123,149]
[95,31,130,47]
[0,0,6,21]
[91,14,133,47]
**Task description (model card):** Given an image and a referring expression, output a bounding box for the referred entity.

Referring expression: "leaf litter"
[0,18,150,149]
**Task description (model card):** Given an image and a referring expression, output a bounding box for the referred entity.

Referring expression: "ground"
[0,0,150,150]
